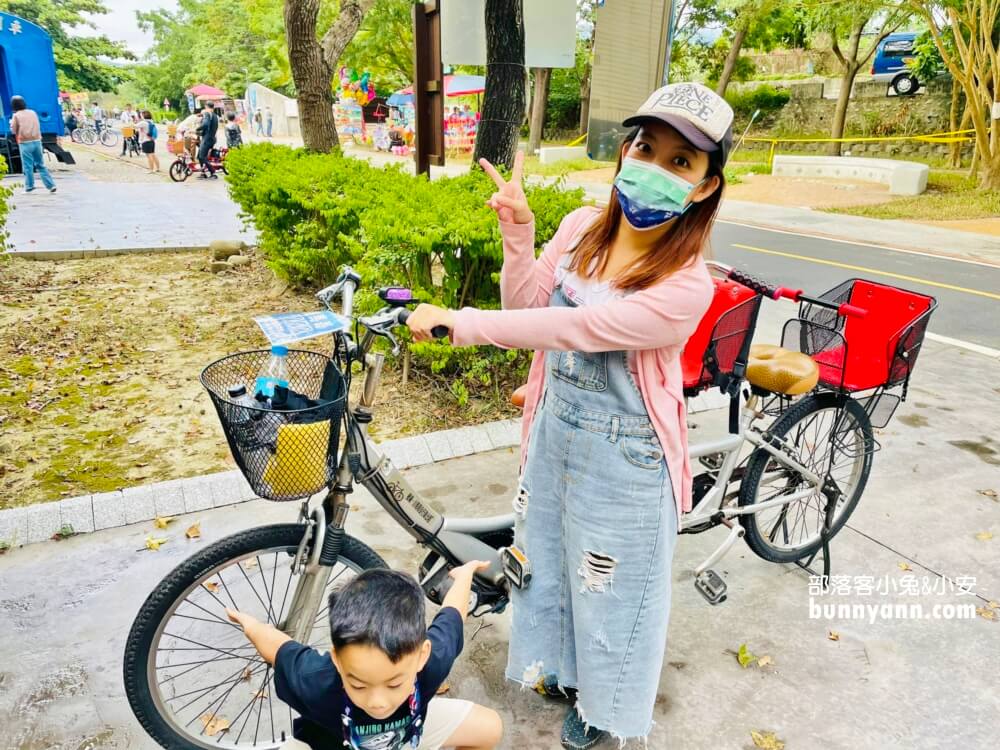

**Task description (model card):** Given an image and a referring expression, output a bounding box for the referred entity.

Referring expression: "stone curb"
[0,419,523,551]
[7,245,211,260]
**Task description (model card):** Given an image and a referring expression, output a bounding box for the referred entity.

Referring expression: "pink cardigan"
[451,206,714,521]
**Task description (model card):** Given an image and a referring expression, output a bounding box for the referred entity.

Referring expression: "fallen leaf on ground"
[987,601,999,610]
[977,489,997,500]
[185,522,201,540]
[144,536,169,551]
[242,558,259,570]
[751,730,785,750]
[253,688,269,700]
[828,631,840,641]
[436,683,450,695]
[203,581,219,593]
[756,655,774,668]
[200,713,230,736]
[897,562,912,571]
[153,516,176,529]
[975,531,993,541]
[737,643,756,668]
[976,607,997,621]
[241,667,253,682]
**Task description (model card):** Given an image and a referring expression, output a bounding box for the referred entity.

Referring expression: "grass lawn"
[0,253,518,509]
[828,171,1000,221]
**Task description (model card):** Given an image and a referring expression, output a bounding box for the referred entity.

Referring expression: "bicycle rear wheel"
[100,129,119,147]
[81,127,98,145]
[123,524,386,749]
[70,128,83,144]
[738,392,873,563]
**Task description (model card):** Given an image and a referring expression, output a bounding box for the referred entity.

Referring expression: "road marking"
[925,333,1000,359]
[731,243,1000,301]
[718,218,1000,269]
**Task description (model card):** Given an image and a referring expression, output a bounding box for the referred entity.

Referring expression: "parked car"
[871,32,920,96]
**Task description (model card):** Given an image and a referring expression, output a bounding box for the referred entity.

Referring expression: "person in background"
[10,95,56,194]
[196,100,220,178]
[254,108,263,136]
[120,104,139,156]
[178,109,202,159]
[137,110,160,173]
[265,105,273,137]
[224,112,243,149]
[64,108,79,135]
[92,102,105,134]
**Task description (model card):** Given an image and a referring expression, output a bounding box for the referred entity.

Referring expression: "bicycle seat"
[746,344,819,395]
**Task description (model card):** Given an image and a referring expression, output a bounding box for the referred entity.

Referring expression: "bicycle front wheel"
[169,159,190,182]
[81,127,98,145]
[123,524,386,749]
[738,392,873,563]
[70,128,83,143]
[100,129,119,147]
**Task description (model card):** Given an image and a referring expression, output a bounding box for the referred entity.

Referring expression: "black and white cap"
[623,82,735,165]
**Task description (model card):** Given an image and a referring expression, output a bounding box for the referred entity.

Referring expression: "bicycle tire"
[81,128,98,145]
[738,392,873,563]
[70,128,83,144]
[123,524,386,749]
[169,160,190,182]
[101,130,119,147]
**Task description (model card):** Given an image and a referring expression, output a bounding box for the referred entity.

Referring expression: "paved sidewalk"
[1,304,998,748]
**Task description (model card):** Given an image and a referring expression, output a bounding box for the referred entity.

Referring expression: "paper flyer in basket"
[254,311,351,346]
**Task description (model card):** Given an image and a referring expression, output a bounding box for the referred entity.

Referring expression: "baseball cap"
[623,82,735,165]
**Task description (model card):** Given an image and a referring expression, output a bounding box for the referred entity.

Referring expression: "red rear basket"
[781,279,936,393]
[682,277,762,396]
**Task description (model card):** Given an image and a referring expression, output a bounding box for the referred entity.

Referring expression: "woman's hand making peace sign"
[480,150,533,225]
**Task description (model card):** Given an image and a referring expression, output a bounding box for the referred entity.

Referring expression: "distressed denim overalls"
[505,276,678,741]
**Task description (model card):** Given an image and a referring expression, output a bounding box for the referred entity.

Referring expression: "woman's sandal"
[534,674,578,701]
[561,708,608,750]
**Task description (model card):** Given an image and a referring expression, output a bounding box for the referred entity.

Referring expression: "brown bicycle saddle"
[746,344,819,395]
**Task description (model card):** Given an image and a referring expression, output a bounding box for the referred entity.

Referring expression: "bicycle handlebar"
[725,269,867,319]
[397,309,450,339]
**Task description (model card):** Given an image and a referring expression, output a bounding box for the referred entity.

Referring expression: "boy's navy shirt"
[274,607,464,750]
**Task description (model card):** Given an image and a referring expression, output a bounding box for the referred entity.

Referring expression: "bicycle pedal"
[694,569,728,605]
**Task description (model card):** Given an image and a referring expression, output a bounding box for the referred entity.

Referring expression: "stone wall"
[767,78,968,161]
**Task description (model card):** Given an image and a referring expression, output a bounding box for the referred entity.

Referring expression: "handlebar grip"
[397,309,450,339]
[774,286,802,302]
[837,303,868,319]
[727,268,779,299]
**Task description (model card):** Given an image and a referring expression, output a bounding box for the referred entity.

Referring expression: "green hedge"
[0,156,12,252]
[225,143,585,406]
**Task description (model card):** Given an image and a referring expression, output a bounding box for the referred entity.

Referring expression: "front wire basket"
[201,349,347,501]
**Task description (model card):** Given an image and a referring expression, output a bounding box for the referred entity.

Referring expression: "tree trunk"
[579,66,591,134]
[473,0,526,168]
[285,0,338,151]
[948,78,964,168]
[716,21,750,96]
[980,153,1000,190]
[828,65,859,156]
[528,67,551,154]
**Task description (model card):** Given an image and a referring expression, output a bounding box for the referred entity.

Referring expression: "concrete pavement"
[2,300,998,749]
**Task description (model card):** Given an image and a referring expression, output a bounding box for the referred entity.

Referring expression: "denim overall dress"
[505,270,678,740]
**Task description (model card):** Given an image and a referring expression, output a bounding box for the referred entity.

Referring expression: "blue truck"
[0,10,74,173]
[871,32,920,96]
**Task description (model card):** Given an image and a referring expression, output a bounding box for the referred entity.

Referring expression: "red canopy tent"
[186,84,226,102]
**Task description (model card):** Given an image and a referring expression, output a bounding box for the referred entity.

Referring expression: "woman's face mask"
[613,157,705,231]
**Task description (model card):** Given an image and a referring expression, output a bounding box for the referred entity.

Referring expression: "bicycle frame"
[280,271,833,639]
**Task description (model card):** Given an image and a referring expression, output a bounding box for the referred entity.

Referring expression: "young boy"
[225,112,243,149]
[227,561,503,750]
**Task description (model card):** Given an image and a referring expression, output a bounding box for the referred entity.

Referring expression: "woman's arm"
[452,263,714,352]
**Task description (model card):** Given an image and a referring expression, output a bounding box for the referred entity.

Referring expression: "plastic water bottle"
[255,345,290,400]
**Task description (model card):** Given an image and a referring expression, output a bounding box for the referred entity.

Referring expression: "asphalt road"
[711,220,1000,351]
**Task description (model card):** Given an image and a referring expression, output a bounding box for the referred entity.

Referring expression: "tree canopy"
[0,0,134,92]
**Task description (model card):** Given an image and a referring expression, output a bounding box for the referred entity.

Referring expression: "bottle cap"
[227,384,247,397]
[271,345,289,356]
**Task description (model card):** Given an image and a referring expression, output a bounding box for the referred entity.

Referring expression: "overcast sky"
[82,0,178,57]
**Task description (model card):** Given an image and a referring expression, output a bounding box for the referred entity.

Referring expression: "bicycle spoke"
[232,666,273,743]
[256,555,279,626]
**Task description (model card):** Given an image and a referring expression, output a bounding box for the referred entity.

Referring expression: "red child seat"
[784,279,935,392]
[682,277,761,396]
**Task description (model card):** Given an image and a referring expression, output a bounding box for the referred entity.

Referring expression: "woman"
[137,110,160,173]
[406,82,733,749]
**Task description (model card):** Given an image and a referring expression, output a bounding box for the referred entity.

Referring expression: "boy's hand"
[226,608,259,632]
[449,560,490,581]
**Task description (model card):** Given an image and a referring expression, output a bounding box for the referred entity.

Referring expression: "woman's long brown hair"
[568,131,725,290]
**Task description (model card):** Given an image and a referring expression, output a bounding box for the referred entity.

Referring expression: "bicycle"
[169,146,229,182]
[98,125,120,148]
[123,263,935,748]
[71,124,97,145]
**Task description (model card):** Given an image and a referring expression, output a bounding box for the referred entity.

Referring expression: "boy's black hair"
[328,569,427,663]
[227,112,236,121]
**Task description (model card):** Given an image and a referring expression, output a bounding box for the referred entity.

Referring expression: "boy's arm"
[227,609,291,665]
[440,561,490,624]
